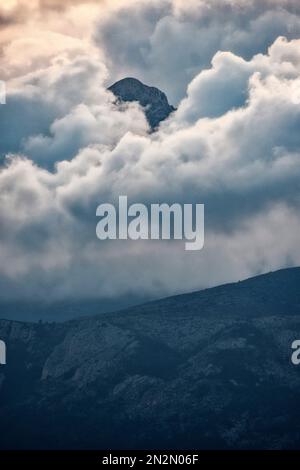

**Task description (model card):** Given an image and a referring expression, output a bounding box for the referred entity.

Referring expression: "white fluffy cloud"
[0,1,300,309]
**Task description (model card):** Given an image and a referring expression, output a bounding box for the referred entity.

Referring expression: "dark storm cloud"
[96,0,300,103]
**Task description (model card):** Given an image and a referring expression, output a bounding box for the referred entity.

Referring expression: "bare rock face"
[1,268,300,449]
[108,77,175,129]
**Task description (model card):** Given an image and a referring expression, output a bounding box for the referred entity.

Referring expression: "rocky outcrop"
[108,77,175,129]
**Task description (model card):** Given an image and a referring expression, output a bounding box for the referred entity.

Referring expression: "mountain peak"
[108,77,175,129]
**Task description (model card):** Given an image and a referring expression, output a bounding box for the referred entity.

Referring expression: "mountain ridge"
[1,266,298,323]
[1,267,300,449]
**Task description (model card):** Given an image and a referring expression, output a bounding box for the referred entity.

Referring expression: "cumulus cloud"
[96,0,300,103]
[0,49,149,166]
[1,33,300,304]
[0,1,300,310]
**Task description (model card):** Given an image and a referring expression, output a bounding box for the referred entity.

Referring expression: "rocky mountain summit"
[108,77,175,129]
[1,268,300,449]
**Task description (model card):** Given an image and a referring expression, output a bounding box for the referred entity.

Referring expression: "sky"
[0,0,300,311]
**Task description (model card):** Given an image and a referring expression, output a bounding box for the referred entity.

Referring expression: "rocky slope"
[1,268,300,449]
[108,77,175,129]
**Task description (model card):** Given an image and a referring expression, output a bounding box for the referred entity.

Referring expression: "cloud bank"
[0,1,300,309]
[97,0,300,103]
